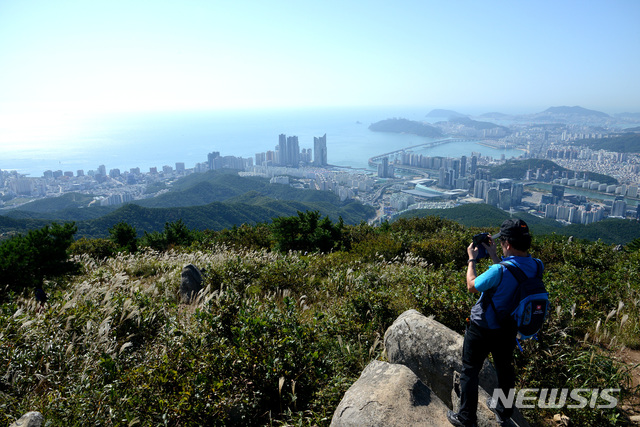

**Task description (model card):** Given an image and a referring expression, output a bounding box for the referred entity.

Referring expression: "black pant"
[458,322,517,425]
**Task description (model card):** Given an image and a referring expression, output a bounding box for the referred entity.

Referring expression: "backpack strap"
[487,260,533,326]
[500,258,542,283]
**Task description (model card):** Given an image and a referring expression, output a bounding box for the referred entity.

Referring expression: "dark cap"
[491,219,530,241]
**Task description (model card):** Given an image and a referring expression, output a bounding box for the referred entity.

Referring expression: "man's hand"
[467,242,479,260]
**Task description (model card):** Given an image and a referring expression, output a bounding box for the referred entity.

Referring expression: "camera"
[472,233,491,259]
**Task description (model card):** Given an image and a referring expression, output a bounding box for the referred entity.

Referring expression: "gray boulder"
[384,309,497,406]
[330,360,450,426]
[9,412,44,427]
[179,263,204,303]
[385,309,529,427]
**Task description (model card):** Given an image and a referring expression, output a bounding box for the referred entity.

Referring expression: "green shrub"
[70,237,117,259]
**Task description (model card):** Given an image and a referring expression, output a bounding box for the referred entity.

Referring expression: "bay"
[0,107,524,177]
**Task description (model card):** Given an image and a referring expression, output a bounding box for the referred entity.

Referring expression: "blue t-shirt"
[470,255,543,329]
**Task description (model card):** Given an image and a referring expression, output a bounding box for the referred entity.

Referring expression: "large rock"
[385,309,529,427]
[384,309,497,406]
[9,412,44,427]
[330,360,450,426]
[179,264,204,303]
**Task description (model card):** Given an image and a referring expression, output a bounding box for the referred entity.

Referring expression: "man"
[447,219,543,427]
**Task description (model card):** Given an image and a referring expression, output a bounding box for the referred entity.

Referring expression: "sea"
[0,107,524,177]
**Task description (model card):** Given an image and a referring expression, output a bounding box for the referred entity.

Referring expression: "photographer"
[447,219,543,427]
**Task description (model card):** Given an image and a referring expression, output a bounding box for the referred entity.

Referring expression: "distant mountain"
[448,116,510,132]
[538,106,610,118]
[368,118,442,138]
[425,109,467,119]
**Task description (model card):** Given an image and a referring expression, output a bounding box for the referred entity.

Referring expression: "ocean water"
[0,107,524,177]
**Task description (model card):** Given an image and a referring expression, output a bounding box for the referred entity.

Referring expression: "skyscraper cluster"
[255,134,328,168]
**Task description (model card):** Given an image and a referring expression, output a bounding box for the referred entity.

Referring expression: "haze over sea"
[0,107,524,177]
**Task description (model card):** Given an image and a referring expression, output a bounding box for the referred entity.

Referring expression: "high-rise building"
[378,157,393,178]
[314,134,328,166]
[287,135,299,166]
[486,188,499,207]
[499,189,511,210]
[208,152,220,170]
[611,200,627,218]
[512,182,524,205]
[278,134,288,166]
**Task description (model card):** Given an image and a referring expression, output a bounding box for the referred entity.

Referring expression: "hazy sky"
[1,0,639,116]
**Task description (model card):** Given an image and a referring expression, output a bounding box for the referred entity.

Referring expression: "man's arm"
[466,243,479,293]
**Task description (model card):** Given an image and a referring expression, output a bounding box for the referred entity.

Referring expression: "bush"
[70,237,117,259]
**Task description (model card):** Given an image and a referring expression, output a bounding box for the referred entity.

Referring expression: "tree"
[109,221,138,253]
[0,222,78,299]
[140,219,195,251]
[271,211,343,253]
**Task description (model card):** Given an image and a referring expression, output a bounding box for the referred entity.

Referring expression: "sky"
[0,0,639,119]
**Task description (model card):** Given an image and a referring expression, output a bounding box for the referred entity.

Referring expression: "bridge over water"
[368,138,478,168]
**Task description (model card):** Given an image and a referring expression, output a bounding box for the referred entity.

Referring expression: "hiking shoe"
[486,397,510,426]
[446,410,477,427]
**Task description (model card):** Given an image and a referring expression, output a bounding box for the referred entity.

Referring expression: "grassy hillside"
[1,216,638,425]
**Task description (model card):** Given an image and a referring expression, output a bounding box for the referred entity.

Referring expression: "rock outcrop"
[9,412,44,427]
[330,360,450,426]
[384,309,497,406]
[331,309,530,426]
[179,264,204,303]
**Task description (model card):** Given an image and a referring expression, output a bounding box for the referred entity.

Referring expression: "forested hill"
[0,171,375,239]
[396,203,640,245]
[368,118,442,138]
[448,116,510,132]
[575,134,640,154]
[489,159,617,184]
